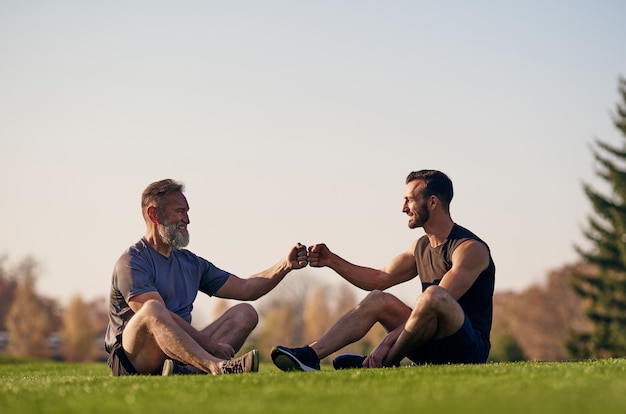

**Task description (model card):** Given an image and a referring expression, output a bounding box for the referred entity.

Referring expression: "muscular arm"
[438,240,490,300]
[215,243,308,301]
[308,242,419,291]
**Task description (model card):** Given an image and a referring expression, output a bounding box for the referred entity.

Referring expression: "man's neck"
[423,218,455,248]
[145,232,172,258]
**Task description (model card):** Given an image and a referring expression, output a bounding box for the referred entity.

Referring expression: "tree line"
[0,258,619,364]
[0,253,609,364]
[0,255,108,362]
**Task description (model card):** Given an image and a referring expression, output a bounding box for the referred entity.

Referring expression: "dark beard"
[409,203,430,229]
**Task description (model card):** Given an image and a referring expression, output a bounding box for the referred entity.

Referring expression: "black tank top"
[413,223,495,340]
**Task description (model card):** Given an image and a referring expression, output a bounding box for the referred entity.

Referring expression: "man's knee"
[359,290,409,316]
[230,303,259,330]
[419,285,452,308]
[136,299,168,318]
[407,286,462,334]
[127,299,170,331]
[121,300,169,365]
[361,289,389,307]
[359,290,412,330]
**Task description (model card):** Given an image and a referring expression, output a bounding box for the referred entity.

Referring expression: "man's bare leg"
[199,303,258,353]
[384,286,465,367]
[122,299,225,374]
[310,290,412,359]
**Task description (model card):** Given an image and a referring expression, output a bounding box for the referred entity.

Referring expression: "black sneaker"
[271,345,320,371]
[332,353,366,370]
[220,349,259,374]
[161,359,199,376]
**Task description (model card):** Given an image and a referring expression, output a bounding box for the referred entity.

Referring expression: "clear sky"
[1,1,625,313]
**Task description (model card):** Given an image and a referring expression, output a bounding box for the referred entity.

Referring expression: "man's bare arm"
[438,240,490,300]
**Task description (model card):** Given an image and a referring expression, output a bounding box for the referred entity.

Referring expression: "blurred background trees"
[61,295,99,362]
[572,76,626,358]
[0,251,616,364]
[249,280,386,363]
[5,256,59,359]
[490,264,590,362]
[0,255,106,361]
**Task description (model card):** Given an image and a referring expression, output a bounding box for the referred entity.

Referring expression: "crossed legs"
[122,299,258,374]
[309,286,465,367]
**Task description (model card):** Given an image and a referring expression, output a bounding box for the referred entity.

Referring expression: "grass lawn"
[1,357,625,414]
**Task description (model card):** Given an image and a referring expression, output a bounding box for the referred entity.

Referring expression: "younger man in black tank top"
[271,170,495,371]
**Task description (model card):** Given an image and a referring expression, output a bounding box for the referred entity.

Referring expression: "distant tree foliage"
[253,276,386,363]
[490,265,588,361]
[0,255,105,361]
[0,255,19,331]
[61,295,97,362]
[489,334,525,362]
[573,76,626,358]
[256,300,298,358]
[5,257,56,359]
[302,286,333,344]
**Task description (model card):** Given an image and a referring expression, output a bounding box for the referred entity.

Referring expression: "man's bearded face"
[157,217,189,249]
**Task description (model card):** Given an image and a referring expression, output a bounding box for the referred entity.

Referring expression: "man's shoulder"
[415,234,430,247]
[448,224,492,258]
[121,239,149,257]
[171,248,201,261]
[115,239,150,264]
[171,248,216,269]
[451,223,474,236]
[450,224,486,244]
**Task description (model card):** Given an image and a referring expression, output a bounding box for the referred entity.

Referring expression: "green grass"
[2,358,626,414]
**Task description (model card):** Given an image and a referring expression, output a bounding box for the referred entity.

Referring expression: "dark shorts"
[107,334,139,376]
[408,315,490,365]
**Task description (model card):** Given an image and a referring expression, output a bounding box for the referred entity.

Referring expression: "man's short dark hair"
[406,170,453,210]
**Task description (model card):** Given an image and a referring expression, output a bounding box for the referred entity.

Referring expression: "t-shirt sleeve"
[198,258,230,296]
[115,250,158,302]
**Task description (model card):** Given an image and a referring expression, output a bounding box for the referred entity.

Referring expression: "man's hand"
[202,336,235,359]
[307,243,332,268]
[363,331,398,368]
[288,243,309,269]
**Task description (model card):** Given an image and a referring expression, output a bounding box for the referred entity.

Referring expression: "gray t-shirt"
[105,238,230,353]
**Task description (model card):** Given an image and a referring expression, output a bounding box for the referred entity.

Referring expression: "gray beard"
[158,222,190,249]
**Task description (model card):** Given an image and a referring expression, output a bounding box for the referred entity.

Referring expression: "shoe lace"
[221,359,244,374]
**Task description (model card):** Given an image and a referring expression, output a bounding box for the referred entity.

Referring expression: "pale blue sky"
[1,1,625,313]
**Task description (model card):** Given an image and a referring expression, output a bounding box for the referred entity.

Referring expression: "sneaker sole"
[271,347,318,372]
[250,349,260,373]
[162,359,175,376]
[332,353,366,370]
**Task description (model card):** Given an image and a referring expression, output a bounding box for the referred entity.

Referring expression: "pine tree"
[572,76,626,358]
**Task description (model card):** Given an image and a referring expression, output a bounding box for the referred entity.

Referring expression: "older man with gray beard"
[105,179,308,376]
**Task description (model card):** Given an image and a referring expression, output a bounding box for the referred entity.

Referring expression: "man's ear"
[147,206,159,224]
[429,195,438,209]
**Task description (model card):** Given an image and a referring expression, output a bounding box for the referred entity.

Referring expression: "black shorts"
[408,315,490,365]
[107,334,139,376]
